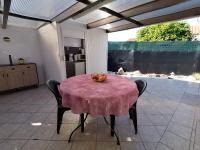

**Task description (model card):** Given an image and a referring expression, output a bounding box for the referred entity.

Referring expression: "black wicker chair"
[46,80,71,134]
[129,80,147,134]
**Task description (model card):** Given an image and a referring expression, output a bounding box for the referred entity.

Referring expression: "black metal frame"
[68,113,88,142]
[77,0,142,28]
[103,115,120,145]
[129,102,138,134]
[2,0,11,28]
[68,114,120,145]
[129,80,147,134]
[46,80,71,134]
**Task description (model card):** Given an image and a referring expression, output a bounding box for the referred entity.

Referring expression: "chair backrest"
[135,80,147,97]
[46,80,62,106]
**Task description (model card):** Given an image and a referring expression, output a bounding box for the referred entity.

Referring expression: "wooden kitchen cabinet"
[0,63,39,92]
[7,70,24,89]
[0,71,8,91]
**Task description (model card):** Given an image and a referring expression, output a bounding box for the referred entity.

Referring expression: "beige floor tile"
[85,115,97,124]
[147,114,169,126]
[0,104,14,113]
[21,140,49,150]
[0,113,17,123]
[27,113,49,123]
[116,116,132,125]
[8,105,28,113]
[45,113,57,124]
[23,105,42,113]
[0,124,21,139]
[155,126,167,136]
[96,142,120,150]
[160,131,190,150]
[117,125,141,142]
[97,124,118,141]
[143,142,157,150]
[37,105,56,113]
[62,112,80,124]
[8,113,32,123]
[121,142,145,150]
[74,123,97,141]
[156,143,172,150]
[51,124,79,140]
[138,125,161,142]
[138,114,153,125]
[71,141,96,150]
[194,144,200,150]
[46,141,72,150]
[9,124,38,139]
[167,122,192,140]
[0,140,27,150]
[31,124,56,140]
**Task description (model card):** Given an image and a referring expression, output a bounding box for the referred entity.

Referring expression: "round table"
[60,74,139,116]
[59,74,139,144]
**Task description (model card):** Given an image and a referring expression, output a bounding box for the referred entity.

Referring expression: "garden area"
[108,22,200,82]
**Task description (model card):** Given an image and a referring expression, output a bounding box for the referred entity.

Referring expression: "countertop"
[0,63,36,67]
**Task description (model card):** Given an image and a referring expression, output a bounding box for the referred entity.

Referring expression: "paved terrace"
[0,78,200,150]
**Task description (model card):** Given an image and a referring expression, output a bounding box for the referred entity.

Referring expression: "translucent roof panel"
[105,0,153,12]
[7,15,45,28]
[75,0,153,24]
[6,0,77,20]
[132,0,200,21]
[100,20,129,29]
[75,10,111,24]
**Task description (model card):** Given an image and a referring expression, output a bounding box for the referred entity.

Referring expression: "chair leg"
[129,103,138,134]
[110,115,115,136]
[129,108,133,119]
[57,108,66,134]
[80,113,84,132]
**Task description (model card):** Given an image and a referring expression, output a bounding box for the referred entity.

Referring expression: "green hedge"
[108,41,200,52]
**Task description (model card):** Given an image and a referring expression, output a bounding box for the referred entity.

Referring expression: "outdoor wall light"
[3,36,11,42]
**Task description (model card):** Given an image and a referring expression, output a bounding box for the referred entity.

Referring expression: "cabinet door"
[7,70,24,89]
[66,62,75,78]
[23,65,38,86]
[75,62,85,75]
[0,71,8,91]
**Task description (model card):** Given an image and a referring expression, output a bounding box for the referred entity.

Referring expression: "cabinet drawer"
[21,64,36,70]
[0,66,10,72]
[0,64,38,92]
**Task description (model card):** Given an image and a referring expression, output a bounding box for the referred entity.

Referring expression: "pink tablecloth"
[59,74,139,116]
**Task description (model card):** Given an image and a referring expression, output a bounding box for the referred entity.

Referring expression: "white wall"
[60,20,86,39]
[37,20,108,82]
[0,25,45,84]
[38,22,63,82]
[86,28,108,73]
[60,20,108,74]
[63,37,82,47]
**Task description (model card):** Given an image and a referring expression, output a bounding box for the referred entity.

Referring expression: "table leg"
[110,115,115,136]
[68,113,88,143]
[81,113,84,132]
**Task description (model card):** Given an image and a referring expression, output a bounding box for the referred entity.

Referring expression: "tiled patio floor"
[0,78,200,150]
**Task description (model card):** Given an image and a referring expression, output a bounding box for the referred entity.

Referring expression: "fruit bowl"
[91,73,107,82]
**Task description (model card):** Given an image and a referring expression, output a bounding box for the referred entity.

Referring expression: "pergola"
[1,0,200,32]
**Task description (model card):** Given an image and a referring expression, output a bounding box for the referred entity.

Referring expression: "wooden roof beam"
[2,0,11,29]
[72,0,115,20]
[107,7,200,33]
[38,2,86,29]
[78,0,142,27]
[57,0,114,23]
[87,0,188,29]
[0,10,51,23]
